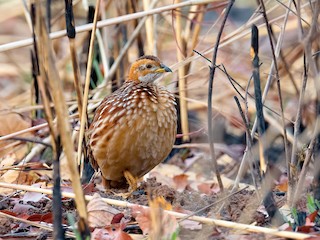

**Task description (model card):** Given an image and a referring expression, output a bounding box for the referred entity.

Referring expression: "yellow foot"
[100,171,139,199]
[124,170,139,195]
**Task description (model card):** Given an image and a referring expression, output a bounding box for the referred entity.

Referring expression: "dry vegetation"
[0,0,319,239]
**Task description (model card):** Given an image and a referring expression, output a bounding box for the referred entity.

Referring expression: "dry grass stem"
[77,0,100,171]
[98,0,158,90]
[1,0,319,238]
[34,2,88,229]
[258,0,290,203]
[143,0,154,54]
[293,1,320,205]
[232,0,306,189]
[0,112,80,142]
[175,0,189,142]
[0,182,313,240]
[0,0,215,53]
[0,211,75,238]
[207,0,236,192]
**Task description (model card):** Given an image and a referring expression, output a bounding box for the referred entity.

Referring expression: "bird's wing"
[87,86,130,170]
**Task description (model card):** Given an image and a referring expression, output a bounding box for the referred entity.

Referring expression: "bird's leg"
[107,171,138,198]
[124,170,138,193]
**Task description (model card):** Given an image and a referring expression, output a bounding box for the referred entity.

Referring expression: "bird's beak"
[155,63,172,73]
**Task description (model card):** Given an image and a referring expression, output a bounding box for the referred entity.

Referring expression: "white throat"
[138,73,162,82]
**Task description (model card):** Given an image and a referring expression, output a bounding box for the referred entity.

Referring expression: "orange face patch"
[128,58,161,82]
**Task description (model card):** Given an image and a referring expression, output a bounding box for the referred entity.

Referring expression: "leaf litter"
[0,0,319,239]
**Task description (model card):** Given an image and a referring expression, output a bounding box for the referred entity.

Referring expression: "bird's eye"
[146,64,152,69]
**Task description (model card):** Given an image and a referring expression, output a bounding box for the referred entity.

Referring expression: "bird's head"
[128,55,172,82]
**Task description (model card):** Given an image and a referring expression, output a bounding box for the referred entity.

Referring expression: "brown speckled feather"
[88,80,177,184]
[88,56,176,189]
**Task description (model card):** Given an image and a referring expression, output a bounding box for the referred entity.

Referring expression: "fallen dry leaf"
[91,228,112,240]
[0,154,16,168]
[149,164,183,178]
[26,212,53,223]
[197,183,212,195]
[22,183,45,202]
[105,221,132,240]
[12,202,36,214]
[0,107,32,158]
[59,153,73,180]
[173,174,189,192]
[131,202,178,239]
[91,226,132,240]
[0,170,39,191]
[197,182,220,195]
[87,193,121,228]
[179,219,202,230]
[131,205,151,234]
[148,171,175,188]
[274,175,288,192]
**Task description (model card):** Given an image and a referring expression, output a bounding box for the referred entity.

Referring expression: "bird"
[88,55,177,193]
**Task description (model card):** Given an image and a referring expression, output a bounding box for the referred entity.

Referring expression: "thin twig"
[257,0,290,200]
[33,5,64,237]
[290,53,308,198]
[77,0,100,176]
[233,97,259,195]
[193,49,293,124]
[0,182,312,240]
[207,0,235,191]
[6,136,52,148]
[232,0,296,187]
[178,186,249,223]
[98,0,158,89]
[65,0,84,119]
[35,1,89,236]
[275,0,310,26]
[0,211,75,238]
[252,23,282,225]
[301,1,320,205]
[0,114,78,142]
[0,0,215,53]
[293,136,316,205]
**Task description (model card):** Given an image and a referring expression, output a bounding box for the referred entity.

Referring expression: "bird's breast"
[89,82,177,180]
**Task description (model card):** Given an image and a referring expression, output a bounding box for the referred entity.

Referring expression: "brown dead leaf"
[91,224,133,240]
[197,183,211,194]
[111,213,125,224]
[274,175,288,192]
[173,174,189,192]
[83,182,97,195]
[197,182,220,194]
[105,221,132,240]
[0,154,16,168]
[131,205,151,234]
[91,228,112,240]
[60,153,72,180]
[131,201,178,239]
[0,170,39,187]
[87,193,121,228]
[27,212,53,223]
[148,171,174,188]
[0,108,32,158]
